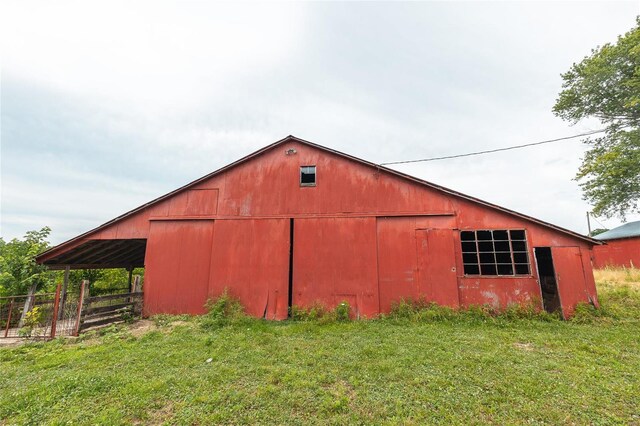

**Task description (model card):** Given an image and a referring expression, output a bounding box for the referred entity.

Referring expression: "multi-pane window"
[460,230,530,276]
[300,166,316,186]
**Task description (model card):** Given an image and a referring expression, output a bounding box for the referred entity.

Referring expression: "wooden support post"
[73,280,88,337]
[18,283,37,328]
[50,283,62,339]
[132,275,142,315]
[59,266,70,320]
[4,298,14,338]
[133,275,141,293]
[127,266,134,293]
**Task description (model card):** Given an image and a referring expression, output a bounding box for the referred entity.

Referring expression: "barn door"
[144,220,215,315]
[415,229,459,307]
[208,219,290,320]
[552,246,590,319]
[292,217,379,318]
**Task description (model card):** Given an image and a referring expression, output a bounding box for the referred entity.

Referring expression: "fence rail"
[79,292,143,332]
[0,281,143,339]
[0,285,75,339]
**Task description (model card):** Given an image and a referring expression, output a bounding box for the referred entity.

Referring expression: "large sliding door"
[144,220,215,315]
[209,219,290,320]
[415,228,460,307]
[293,217,379,318]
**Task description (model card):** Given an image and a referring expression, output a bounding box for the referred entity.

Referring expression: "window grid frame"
[300,165,317,187]
[460,229,531,277]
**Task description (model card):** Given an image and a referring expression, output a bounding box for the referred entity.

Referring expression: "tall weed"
[388,297,559,323]
[201,290,247,330]
[289,301,353,323]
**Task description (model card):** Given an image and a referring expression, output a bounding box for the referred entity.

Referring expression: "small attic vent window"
[300,166,316,187]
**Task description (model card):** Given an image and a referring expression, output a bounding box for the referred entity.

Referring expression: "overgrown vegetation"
[387,298,560,323]
[289,300,353,323]
[0,227,53,297]
[17,306,45,337]
[68,268,145,296]
[200,290,248,330]
[1,270,639,424]
[0,227,144,298]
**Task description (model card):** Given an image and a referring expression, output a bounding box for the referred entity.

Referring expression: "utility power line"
[379,129,607,166]
[590,214,609,230]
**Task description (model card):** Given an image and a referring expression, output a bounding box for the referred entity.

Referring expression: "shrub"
[24,306,44,327]
[18,306,45,337]
[289,305,310,321]
[289,301,353,323]
[389,298,456,321]
[18,327,33,337]
[570,302,614,324]
[289,302,331,322]
[499,301,559,322]
[201,290,247,330]
[389,298,423,319]
[334,301,351,322]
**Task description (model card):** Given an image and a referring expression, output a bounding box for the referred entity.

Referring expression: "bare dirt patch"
[513,342,535,351]
[129,319,158,338]
[0,337,27,347]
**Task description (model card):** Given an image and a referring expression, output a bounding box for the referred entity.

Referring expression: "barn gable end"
[37,135,600,318]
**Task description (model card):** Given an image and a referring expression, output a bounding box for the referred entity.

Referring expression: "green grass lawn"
[1,271,640,425]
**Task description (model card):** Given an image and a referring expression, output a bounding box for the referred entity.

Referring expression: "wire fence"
[1,279,143,340]
[0,291,76,339]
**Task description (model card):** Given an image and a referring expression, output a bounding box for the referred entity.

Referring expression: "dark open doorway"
[534,247,561,313]
[287,218,295,317]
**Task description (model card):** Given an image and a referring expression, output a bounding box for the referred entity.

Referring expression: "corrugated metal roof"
[594,220,640,241]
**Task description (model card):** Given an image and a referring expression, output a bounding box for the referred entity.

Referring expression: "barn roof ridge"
[37,135,599,260]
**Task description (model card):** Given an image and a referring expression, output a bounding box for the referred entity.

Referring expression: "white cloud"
[1,1,306,108]
[1,1,639,244]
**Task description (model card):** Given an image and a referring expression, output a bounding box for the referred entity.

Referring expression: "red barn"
[36,136,600,319]
[592,221,640,268]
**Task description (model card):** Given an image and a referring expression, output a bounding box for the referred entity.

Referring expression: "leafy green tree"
[0,227,145,297]
[0,227,56,296]
[67,268,145,295]
[68,269,105,289]
[553,18,640,219]
[589,228,609,237]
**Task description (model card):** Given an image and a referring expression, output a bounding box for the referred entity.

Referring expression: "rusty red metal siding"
[376,217,420,312]
[580,249,599,308]
[553,247,592,319]
[458,277,541,308]
[293,217,379,318]
[144,220,214,315]
[208,219,289,320]
[593,238,640,268]
[376,216,463,311]
[42,138,600,319]
[453,198,597,312]
[415,228,460,307]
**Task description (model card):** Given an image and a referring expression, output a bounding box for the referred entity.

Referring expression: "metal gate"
[1,284,80,339]
[1,280,143,339]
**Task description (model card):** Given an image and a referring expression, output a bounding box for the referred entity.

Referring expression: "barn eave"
[36,135,601,266]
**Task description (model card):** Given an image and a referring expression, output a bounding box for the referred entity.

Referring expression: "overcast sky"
[1,1,639,245]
